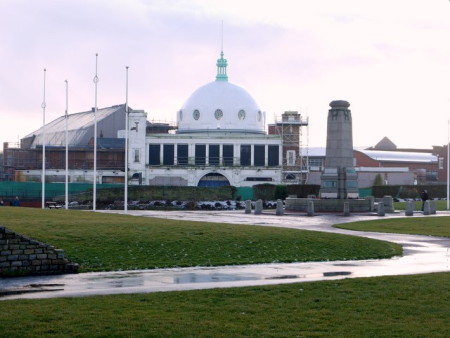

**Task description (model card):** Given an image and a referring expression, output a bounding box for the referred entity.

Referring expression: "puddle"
[266,275,300,280]
[174,273,259,284]
[323,271,352,277]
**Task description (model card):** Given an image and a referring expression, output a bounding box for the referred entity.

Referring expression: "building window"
[149,144,160,165]
[439,157,444,170]
[309,158,323,168]
[254,145,265,167]
[322,180,337,188]
[195,144,206,165]
[163,144,174,166]
[209,144,220,165]
[245,177,273,181]
[287,150,296,165]
[240,145,251,166]
[268,145,279,166]
[177,144,188,165]
[223,144,234,166]
[134,149,140,163]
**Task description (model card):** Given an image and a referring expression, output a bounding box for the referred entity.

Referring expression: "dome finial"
[216,50,228,81]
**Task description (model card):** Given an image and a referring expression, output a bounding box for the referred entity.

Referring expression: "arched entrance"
[198,173,230,187]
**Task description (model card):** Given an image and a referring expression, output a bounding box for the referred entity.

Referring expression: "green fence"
[358,187,373,197]
[236,187,254,200]
[0,182,121,201]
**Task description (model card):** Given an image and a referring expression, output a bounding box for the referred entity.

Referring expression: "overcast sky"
[2,0,450,149]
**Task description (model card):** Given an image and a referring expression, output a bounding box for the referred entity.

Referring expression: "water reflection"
[174,273,259,284]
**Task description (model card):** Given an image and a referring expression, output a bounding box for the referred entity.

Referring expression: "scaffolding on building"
[272,111,309,184]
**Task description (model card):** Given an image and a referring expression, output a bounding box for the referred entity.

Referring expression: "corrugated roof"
[359,149,437,163]
[22,105,127,148]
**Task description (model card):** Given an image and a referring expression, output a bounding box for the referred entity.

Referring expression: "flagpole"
[124,66,129,213]
[65,80,69,210]
[447,118,449,210]
[93,53,99,211]
[41,68,47,209]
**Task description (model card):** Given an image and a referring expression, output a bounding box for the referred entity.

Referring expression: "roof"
[373,136,397,150]
[359,149,437,163]
[22,105,128,149]
[177,51,265,135]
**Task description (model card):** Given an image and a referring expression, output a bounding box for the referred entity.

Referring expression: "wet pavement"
[1,210,449,300]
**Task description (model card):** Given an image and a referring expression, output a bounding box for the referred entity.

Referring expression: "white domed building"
[128,51,308,187]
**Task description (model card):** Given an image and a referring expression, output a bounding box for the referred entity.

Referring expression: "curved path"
[1,210,449,300]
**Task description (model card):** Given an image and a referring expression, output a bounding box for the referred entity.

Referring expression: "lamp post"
[447,118,449,210]
[124,66,129,213]
[93,53,99,211]
[65,80,69,210]
[41,68,47,209]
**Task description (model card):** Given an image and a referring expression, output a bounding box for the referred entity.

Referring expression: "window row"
[148,144,280,167]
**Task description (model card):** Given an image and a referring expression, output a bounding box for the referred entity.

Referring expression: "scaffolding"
[272,111,309,184]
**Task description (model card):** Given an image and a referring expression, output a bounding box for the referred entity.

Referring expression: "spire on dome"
[215,51,228,81]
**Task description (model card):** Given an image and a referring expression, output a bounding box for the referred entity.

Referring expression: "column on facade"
[174,144,178,166]
[265,144,268,166]
[279,144,282,167]
[234,143,240,166]
[188,143,195,165]
[251,144,254,166]
[205,143,209,166]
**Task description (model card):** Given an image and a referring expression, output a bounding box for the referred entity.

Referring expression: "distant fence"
[0,182,121,202]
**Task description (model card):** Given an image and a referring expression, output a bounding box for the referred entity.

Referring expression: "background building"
[2,52,309,188]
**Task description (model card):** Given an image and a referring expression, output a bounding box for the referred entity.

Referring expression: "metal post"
[41,68,47,209]
[124,66,129,213]
[447,118,449,210]
[65,80,69,210]
[93,54,99,211]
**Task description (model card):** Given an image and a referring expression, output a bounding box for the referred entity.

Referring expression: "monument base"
[285,197,373,213]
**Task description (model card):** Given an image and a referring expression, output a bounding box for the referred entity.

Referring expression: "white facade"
[127,51,285,187]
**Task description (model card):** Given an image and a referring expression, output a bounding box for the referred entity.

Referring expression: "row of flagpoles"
[40,54,130,213]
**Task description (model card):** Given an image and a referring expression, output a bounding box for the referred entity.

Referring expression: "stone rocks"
[0,226,78,276]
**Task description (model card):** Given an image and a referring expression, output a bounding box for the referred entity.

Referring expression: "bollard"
[245,200,252,214]
[343,202,350,216]
[307,200,314,217]
[430,200,437,215]
[405,200,414,216]
[254,199,263,215]
[377,202,385,216]
[423,200,431,215]
[365,196,375,212]
[276,199,284,216]
[383,195,394,213]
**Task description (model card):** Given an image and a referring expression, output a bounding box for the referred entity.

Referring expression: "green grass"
[1,272,449,337]
[0,207,401,272]
[1,209,450,336]
[394,200,449,211]
[335,216,450,237]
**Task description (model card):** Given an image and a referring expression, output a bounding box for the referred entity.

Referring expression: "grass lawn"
[394,200,448,211]
[335,216,450,237]
[0,207,401,272]
[1,272,449,337]
[1,208,449,336]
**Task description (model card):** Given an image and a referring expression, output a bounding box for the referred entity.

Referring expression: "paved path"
[1,210,449,300]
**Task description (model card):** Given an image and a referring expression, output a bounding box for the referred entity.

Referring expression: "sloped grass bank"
[1,272,449,337]
[335,216,450,237]
[0,208,401,272]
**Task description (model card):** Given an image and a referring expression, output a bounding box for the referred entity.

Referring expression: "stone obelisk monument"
[320,100,359,199]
